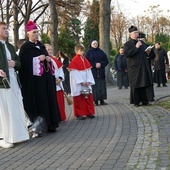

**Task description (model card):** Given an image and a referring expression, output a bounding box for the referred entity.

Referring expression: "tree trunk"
[99,0,111,84]
[48,0,58,55]
[13,0,19,50]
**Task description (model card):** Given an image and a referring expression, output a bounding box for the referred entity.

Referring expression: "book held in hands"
[145,45,154,52]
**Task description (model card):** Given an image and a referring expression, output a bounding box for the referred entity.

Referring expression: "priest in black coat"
[138,32,156,102]
[124,26,153,106]
[19,21,61,135]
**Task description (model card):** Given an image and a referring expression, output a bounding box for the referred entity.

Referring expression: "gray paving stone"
[0,85,170,169]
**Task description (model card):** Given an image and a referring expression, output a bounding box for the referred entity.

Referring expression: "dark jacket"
[0,41,20,88]
[124,39,153,88]
[58,57,70,80]
[154,48,169,70]
[58,57,71,94]
[85,47,108,79]
[114,54,127,71]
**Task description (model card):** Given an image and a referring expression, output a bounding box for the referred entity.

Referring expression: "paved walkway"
[0,84,170,170]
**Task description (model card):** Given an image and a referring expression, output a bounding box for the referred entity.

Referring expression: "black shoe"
[95,101,99,106]
[157,84,160,87]
[100,100,107,105]
[100,102,107,105]
[48,128,56,133]
[88,114,95,118]
[163,84,167,87]
[76,116,86,120]
[31,132,43,138]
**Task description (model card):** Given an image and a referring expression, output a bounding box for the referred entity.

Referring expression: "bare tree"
[110,11,128,51]
[99,0,111,83]
[11,0,49,48]
[48,0,58,54]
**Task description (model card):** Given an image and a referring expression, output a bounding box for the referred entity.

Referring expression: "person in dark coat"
[124,26,153,106]
[85,40,109,106]
[138,32,155,102]
[114,47,129,89]
[19,21,61,135]
[153,42,169,87]
[57,51,71,95]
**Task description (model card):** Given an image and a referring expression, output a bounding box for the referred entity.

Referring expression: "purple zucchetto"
[25,20,38,32]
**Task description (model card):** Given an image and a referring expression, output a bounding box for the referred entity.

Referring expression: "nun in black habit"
[85,40,109,106]
[124,26,153,106]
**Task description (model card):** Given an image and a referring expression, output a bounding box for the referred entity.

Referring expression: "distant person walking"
[114,47,129,89]
[153,42,169,87]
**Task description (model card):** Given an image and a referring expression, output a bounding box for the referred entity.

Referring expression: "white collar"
[0,40,6,44]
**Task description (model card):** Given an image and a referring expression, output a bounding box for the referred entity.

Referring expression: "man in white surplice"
[0,21,29,148]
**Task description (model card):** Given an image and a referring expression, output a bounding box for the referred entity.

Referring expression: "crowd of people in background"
[1,20,170,149]
[112,26,169,107]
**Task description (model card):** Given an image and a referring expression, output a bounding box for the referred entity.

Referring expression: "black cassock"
[153,48,169,85]
[114,53,129,89]
[85,47,108,103]
[19,41,61,130]
[124,39,153,105]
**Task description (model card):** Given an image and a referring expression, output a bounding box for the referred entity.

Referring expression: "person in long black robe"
[85,40,109,106]
[114,47,129,89]
[124,26,153,106]
[153,42,169,87]
[138,32,156,102]
[19,21,61,135]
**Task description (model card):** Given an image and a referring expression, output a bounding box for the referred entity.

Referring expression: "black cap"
[128,25,138,33]
[138,32,146,38]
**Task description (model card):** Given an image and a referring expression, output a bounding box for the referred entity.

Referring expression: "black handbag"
[2,77,10,89]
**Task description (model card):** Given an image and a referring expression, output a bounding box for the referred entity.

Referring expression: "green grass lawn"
[157,100,170,112]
